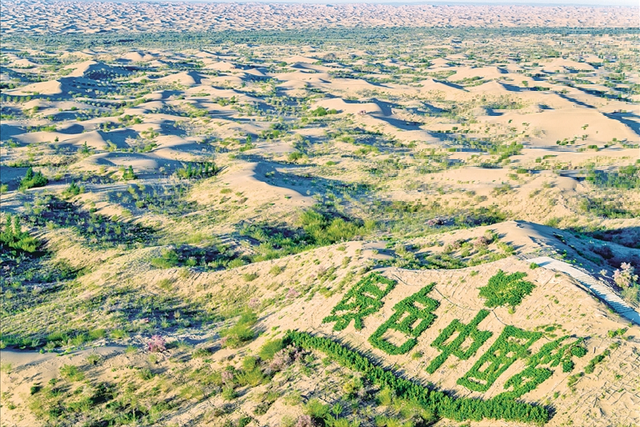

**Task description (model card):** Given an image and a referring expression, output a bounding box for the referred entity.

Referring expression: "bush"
[151,249,180,268]
[122,165,137,180]
[0,214,39,253]
[584,349,610,374]
[497,336,587,399]
[613,263,638,288]
[304,398,329,419]
[220,311,257,348]
[259,339,284,361]
[19,167,48,190]
[59,364,85,381]
[176,162,219,179]
[62,182,84,198]
[147,335,167,352]
[621,286,639,305]
[457,326,543,392]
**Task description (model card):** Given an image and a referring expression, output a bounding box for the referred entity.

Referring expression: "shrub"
[457,326,543,392]
[613,263,638,288]
[122,165,137,180]
[304,398,329,419]
[288,151,304,162]
[0,214,39,253]
[243,272,258,282]
[497,336,587,399]
[147,335,167,352]
[621,286,639,305]
[19,167,48,190]
[584,349,610,374]
[59,364,85,381]
[220,311,257,348]
[151,249,180,268]
[296,415,314,427]
[176,162,219,179]
[259,339,284,361]
[86,353,102,365]
[62,182,84,198]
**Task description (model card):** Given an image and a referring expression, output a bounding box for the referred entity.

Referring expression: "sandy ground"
[1,6,639,427]
[1,2,636,35]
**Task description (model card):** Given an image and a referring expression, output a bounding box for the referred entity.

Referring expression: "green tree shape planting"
[457,325,543,392]
[497,336,588,399]
[369,283,440,355]
[322,272,397,331]
[478,270,535,309]
[426,309,493,374]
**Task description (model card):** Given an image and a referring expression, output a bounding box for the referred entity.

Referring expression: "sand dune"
[2,2,635,34]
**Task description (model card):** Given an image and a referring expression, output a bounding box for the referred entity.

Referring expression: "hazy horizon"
[27,0,640,8]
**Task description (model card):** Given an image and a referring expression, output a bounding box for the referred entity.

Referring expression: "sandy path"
[528,256,640,325]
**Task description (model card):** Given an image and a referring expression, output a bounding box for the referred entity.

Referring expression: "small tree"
[614,263,638,288]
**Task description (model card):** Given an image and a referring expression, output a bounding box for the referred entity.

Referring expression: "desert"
[0,1,639,427]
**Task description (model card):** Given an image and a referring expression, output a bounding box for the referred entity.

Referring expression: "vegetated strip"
[5,27,639,50]
[284,330,550,425]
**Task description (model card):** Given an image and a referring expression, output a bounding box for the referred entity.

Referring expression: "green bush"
[0,214,39,253]
[151,249,180,268]
[584,349,610,374]
[59,364,85,382]
[497,336,587,399]
[175,162,219,179]
[220,311,257,348]
[19,167,48,190]
[259,339,284,360]
[62,182,84,198]
[304,398,330,419]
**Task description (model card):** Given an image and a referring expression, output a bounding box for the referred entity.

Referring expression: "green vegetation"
[369,284,439,355]
[239,207,373,262]
[478,270,535,309]
[584,349,611,374]
[586,165,640,190]
[322,273,397,331]
[498,336,587,399]
[457,326,543,392]
[220,311,258,348]
[175,162,220,179]
[285,330,550,424]
[0,214,40,254]
[19,167,48,190]
[427,309,493,374]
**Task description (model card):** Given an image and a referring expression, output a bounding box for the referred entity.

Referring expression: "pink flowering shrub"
[296,415,314,427]
[147,335,167,352]
[613,263,638,288]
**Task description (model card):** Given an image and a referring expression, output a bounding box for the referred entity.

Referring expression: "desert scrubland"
[1,2,639,427]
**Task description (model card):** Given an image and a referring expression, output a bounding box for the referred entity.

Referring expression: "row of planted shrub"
[284,330,550,425]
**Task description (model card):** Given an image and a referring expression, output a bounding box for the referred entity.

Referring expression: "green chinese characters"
[369,283,440,355]
[322,273,397,331]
